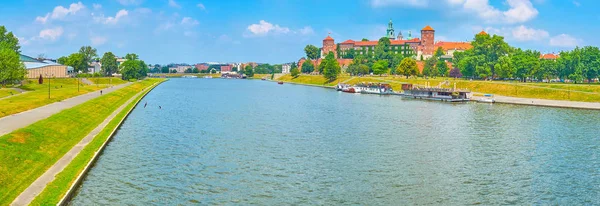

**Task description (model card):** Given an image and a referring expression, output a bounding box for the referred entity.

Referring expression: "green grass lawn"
[0,88,18,99]
[87,77,128,85]
[0,78,127,118]
[277,74,352,87]
[0,78,164,205]
[29,80,162,205]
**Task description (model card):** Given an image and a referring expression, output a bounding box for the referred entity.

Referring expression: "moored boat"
[278,81,284,85]
[401,83,471,102]
[336,83,350,91]
[356,83,394,95]
[477,94,495,103]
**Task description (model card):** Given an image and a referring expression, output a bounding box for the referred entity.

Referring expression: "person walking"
[100,90,103,95]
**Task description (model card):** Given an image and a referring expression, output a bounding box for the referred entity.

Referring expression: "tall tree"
[100,52,118,76]
[125,53,139,61]
[0,48,26,86]
[434,47,444,58]
[494,55,514,79]
[120,59,141,80]
[375,37,391,61]
[304,45,320,60]
[512,49,540,82]
[436,59,449,77]
[361,38,369,41]
[301,60,315,73]
[372,60,389,75]
[322,52,341,82]
[65,53,88,73]
[0,26,20,53]
[78,46,98,63]
[423,57,438,77]
[244,65,254,77]
[290,67,300,78]
[396,57,418,78]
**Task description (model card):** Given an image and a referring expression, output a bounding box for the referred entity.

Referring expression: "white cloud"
[35,2,86,24]
[197,3,206,10]
[169,0,181,8]
[39,27,64,41]
[181,17,199,26]
[299,26,314,35]
[371,0,428,7]
[95,9,129,24]
[511,25,549,41]
[549,34,581,48]
[448,0,538,24]
[90,36,107,46]
[117,0,143,6]
[93,3,102,9]
[246,20,290,36]
[573,1,581,7]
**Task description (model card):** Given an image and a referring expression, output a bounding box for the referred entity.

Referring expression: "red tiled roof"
[434,41,473,51]
[324,35,334,41]
[540,53,558,59]
[354,41,378,46]
[478,30,488,35]
[341,39,355,44]
[422,25,434,31]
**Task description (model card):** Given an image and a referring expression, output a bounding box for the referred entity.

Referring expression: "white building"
[175,65,192,73]
[282,64,291,74]
[88,62,101,73]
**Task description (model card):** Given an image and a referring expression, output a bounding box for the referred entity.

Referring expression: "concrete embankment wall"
[57,79,166,206]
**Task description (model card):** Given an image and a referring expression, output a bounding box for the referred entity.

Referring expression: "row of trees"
[0,26,26,86]
[59,46,148,80]
[453,33,600,83]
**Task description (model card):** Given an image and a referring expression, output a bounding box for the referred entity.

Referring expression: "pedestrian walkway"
[0,82,132,137]
[10,83,147,206]
[473,94,600,110]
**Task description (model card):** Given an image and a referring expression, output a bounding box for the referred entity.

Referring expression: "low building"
[88,62,101,73]
[175,65,192,73]
[195,63,209,71]
[540,53,559,60]
[221,65,232,72]
[21,54,73,78]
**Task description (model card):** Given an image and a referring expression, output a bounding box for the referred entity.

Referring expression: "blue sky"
[0,0,596,64]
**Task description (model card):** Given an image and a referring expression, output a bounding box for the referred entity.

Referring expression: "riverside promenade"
[473,95,600,110]
[0,82,132,136]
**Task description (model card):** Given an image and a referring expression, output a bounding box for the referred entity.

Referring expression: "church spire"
[386,18,395,39]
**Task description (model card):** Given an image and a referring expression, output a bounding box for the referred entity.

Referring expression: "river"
[70,78,600,205]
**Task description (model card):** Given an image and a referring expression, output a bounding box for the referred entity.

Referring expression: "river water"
[70,78,600,205]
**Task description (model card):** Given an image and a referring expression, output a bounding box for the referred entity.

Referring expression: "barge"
[401,83,471,102]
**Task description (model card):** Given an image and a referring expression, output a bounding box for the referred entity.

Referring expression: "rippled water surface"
[70,78,600,205]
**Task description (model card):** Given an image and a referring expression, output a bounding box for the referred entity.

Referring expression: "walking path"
[472,94,600,110]
[0,82,132,137]
[9,83,149,206]
[81,78,93,85]
[0,88,28,101]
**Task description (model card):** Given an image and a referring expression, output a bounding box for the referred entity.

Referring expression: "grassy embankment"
[0,78,128,118]
[0,78,164,205]
[276,74,600,102]
[0,88,17,99]
[87,77,128,85]
[29,79,163,205]
[277,74,352,87]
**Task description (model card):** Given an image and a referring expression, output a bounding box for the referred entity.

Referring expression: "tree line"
[58,46,149,80]
[453,33,600,83]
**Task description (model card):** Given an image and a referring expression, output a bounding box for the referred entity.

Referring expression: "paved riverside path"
[0,82,132,137]
[473,94,600,110]
[10,83,149,206]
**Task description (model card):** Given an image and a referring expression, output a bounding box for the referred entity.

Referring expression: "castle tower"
[421,25,435,56]
[322,35,336,58]
[397,31,403,40]
[386,19,395,40]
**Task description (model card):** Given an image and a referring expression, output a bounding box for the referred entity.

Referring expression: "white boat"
[182,75,197,78]
[335,83,350,91]
[477,94,495,103]
[204,76,213,79]
[357,83,394,95]
[401,84,471,102]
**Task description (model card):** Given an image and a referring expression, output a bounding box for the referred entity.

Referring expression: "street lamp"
[46,73,54,99]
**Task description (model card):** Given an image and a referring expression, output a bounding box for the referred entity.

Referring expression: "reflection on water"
[70,78,600,205]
